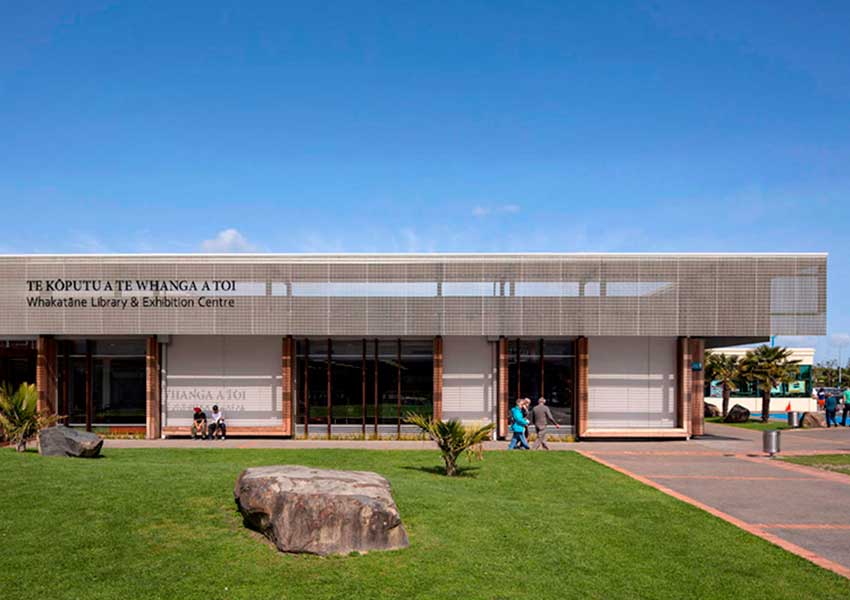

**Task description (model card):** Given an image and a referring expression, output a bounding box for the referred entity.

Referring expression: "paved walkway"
[579,422,850,579]
[104,422,850,578]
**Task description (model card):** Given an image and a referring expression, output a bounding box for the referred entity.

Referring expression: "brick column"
[281,336,294,436]
[433,336,443,421]
[145,336,161,439]
[497,337,508,438]
[677,337,692,435]
[689,338,705,436]
[576,336,589,438]
[36,335,57,415]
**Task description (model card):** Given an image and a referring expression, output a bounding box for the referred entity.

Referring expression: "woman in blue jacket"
[508,399,531,450]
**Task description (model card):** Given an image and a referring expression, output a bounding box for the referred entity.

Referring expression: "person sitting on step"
[208,404,227,440]
[191,406,208,440]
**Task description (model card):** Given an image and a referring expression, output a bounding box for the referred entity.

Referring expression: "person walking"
[531,397,561,450]
[508,399,530,450]
[520,397,532,441]
[843,387,850,426]
[824,392,839,428]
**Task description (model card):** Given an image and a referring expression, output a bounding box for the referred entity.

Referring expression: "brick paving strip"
[577,449,850,580]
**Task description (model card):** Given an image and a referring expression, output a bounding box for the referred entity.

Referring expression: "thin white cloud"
[70,231,109,253]
[472,204,521,217]
[200,228,257,253]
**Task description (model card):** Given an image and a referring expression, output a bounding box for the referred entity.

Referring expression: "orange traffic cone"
[785,402,792,412]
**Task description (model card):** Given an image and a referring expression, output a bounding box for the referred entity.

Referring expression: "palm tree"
[405,413,495,476]
[704,351,740,418]
[739,346,799,423]
[0,383,56,452]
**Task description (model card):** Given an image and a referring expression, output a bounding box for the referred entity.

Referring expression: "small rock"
[704,402,721,418]
[234,465,409,556]
[38,425,103,458]
[800,412,826,428]
[724,404,751,423]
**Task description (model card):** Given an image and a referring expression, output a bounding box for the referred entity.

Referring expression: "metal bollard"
[763,429,781,457]
[787,411,801,428]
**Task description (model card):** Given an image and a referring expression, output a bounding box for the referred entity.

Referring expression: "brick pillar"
[497,337,508,438]
[36,335,57,415]
[281,336,294,436]
[145,336,161,440]
[677,337,692,435]
[433,336,443,421]
[689,338,705,436]
[576,336,589,438]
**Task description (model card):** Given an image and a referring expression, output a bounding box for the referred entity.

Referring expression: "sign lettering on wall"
[24,279,239,310]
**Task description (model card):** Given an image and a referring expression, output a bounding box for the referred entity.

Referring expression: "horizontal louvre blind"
[588,336,676,429]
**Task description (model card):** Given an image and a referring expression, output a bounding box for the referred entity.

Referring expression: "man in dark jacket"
[531,397,560,450]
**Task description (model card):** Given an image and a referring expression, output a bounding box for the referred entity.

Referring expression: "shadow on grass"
[400,465,481,478]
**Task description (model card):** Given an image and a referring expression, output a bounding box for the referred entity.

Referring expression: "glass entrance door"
[508,338,575,429]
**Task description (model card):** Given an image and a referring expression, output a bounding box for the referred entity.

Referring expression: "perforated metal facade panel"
[0,253,826,336]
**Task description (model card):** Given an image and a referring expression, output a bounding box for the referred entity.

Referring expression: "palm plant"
[0,382,56,452]
[704,351,740,418]
[739,346,799,423]
[405,413,495,476]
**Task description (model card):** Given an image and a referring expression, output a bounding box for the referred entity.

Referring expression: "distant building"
[707,347,815,398]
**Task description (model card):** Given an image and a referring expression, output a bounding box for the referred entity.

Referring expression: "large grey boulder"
[38,425,103,458]
[800,412,826,428]
[724,404,751,423]
[234,465,409,556]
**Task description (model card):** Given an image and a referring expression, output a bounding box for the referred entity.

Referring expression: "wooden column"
[36,335,57,416]
[304,339,310,438]
[689,338,705,436]
[576,336,589,438]
[677,337,691,435]
[281,336,294,437]
[373,339,378,436]
[61,341,70,424]
[145,336,161,440]
[497,337,508,439]
[85,340,93,432]
[433,336,443,421]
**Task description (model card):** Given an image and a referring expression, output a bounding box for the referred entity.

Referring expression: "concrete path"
[579,422,850,579]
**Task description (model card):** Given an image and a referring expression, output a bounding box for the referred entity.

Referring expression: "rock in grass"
[723,404,750,423]
[38,425,103,458]
[800,412,826,428]
[234,465,409,556]
[704,402,721,418]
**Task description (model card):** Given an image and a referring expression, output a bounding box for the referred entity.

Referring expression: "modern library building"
[0,253,827,440]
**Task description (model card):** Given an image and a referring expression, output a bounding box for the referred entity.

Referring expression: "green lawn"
[706,416,790,431]
[2,449,847,600]
[783,453,850,476]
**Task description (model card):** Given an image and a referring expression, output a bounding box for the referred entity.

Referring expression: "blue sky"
[1,2,848,360]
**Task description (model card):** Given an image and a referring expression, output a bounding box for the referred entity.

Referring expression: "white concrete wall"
[164,335,281,427]
[704,396,818,414]
[441,336,495,425]
[588,336,677,429]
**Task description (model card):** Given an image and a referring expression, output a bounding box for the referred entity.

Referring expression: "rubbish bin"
[787,411,801,428]
[763,430,781,457]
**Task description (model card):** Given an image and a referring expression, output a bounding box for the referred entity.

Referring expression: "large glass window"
[377,340,399,425]
[307,339,329,425]
[507,338,575,426]
[62,339,147,426]
[295,338,434,433]
[401,340,433,419]
[331,340,364,424]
